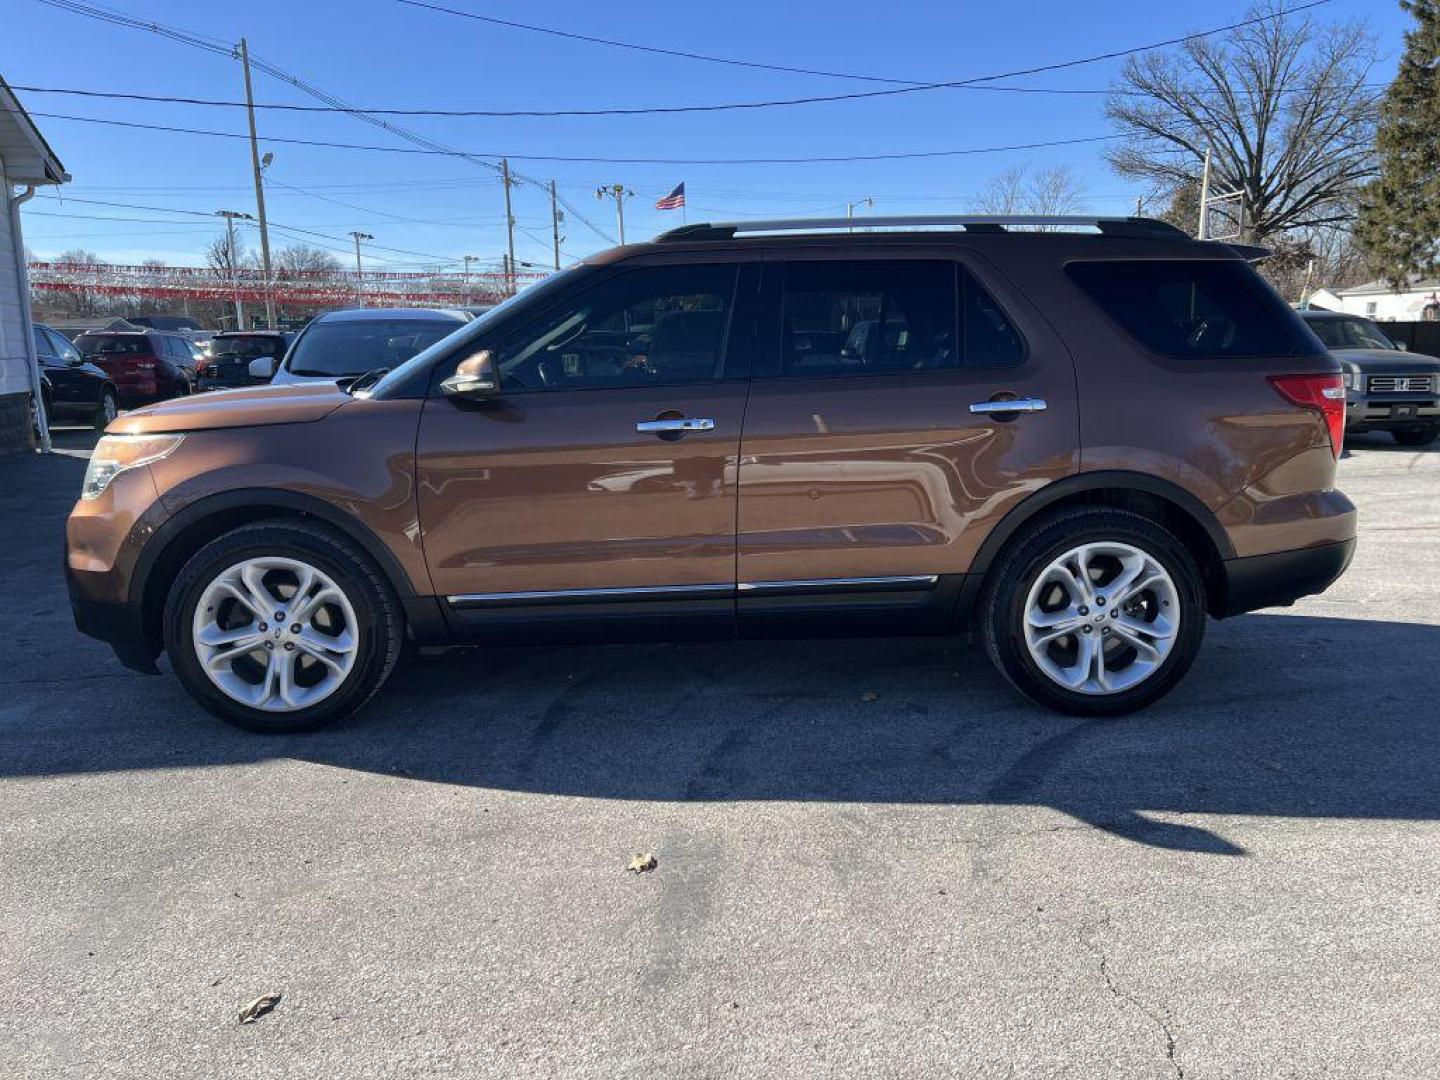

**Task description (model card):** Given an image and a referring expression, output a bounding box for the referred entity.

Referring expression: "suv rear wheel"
[163,520,403,732]
[982,508,1206,716]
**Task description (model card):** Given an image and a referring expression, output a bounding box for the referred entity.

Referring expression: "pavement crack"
[1082,918,1183,1080]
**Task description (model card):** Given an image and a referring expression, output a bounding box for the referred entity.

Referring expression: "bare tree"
[1105,2,1381,241]
[205,229,252,281]
[972,164,1087,217]
[273,243,342,278]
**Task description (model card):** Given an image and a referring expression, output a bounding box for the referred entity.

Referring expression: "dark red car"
[74,331,196,408]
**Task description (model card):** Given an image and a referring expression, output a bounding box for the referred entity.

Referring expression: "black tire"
[93,387,119,431]
[981,507,1207,717]
[163,520,404,733]
[1393,426,1439,447]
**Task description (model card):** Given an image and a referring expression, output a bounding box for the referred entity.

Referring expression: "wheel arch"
[959,471,1235,622]
[133,488,421,658]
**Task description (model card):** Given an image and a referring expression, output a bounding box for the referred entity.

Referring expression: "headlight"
[82,434,184,500]
[1343,372,1364,390]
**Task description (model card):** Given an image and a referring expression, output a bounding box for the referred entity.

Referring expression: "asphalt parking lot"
[3,428,1438,1079]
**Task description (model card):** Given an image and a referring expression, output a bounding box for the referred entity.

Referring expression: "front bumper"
[67,574,161,673]
[1345,391,1439,431]
[1216,537,1356,617]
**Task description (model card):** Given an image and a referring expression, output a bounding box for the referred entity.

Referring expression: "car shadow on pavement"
[6,443,1439,857]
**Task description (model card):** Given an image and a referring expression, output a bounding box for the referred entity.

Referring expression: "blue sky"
[5,0,1409,270]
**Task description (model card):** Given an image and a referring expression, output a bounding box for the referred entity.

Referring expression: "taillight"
[1269,373,1345,459]
[134,362,156,373]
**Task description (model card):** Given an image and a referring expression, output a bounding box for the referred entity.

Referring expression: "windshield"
[285,318,465,377]
[370,268,587,398]
[1307,316,1397,351]
[76,335,154,356]
[210,335,286,359]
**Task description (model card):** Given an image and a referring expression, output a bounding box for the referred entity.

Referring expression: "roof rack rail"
[654,214,1190,243]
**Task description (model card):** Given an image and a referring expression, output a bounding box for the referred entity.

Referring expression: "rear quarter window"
[1066,259,1320,359]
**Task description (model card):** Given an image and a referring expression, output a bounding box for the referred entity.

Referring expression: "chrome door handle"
[969,397,1048,415]
[636,417,716,433]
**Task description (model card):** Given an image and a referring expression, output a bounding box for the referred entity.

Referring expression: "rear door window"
[759,260,1024,378]
[1067,259,1318,359]
[76,335,155,357]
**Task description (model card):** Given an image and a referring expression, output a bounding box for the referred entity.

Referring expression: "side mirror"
[248,356,277,380]
[440,350,500,400]
[1396,341,1408,351]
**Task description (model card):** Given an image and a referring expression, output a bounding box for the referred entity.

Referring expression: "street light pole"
[596,184,633,245]
[238,38,275,329]
[462,254,478,305]
[215,209,252,329]
[350,231,373,307]
[846,197,873,232]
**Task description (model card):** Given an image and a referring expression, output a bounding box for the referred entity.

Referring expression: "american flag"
[655,183,686,211]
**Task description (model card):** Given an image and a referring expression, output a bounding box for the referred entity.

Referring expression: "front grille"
[1369,374,1435,394]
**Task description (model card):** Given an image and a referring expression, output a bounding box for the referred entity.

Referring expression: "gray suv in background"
[259,308,474,386]
[1300,310,1440,446]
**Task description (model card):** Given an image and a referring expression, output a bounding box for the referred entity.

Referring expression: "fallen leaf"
[238,993,281,1024]
[628,852,657,874]
[861,692,878,702]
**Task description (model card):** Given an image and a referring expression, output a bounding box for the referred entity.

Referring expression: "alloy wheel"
[1022,541,1180,696]
[192,556,359,712]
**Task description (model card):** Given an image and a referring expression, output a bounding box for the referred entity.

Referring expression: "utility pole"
[215,209,252,329]
[550,180,563,271]
[238,38,275,329]
[1197,148,1213,240]
[350,231,373,307]
[596,184,633,245]
[501,158,517,297]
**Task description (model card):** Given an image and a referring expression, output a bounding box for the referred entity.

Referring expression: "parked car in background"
[260,308,472,386]
[32,323,119,430]
[73,330,196,408]
[198,331,293,390]
[1299,310,1440,446]
[67,215,1356,732]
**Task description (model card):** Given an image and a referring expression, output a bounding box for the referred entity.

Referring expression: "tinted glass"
[76,335,155,357]
[33,326,55,358]
[961,266,1025,367]
[211,335,287,359]
[1068,260,1315,359]
[45,329,81,362]
[1305,316,1397,351]
[287,318,464,377]
[492,265,737,391]
[777,260,956,376]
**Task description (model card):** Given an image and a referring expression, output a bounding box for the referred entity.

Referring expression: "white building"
[1,76,68,455]
[1308,278,1440,323]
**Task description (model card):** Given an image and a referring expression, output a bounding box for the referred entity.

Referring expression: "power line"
[30,111,1122,164]
[384,0,1335,115]
[33,0,616,244]
[392,0,926,85]
[9,75,1386,118]
[29,1,1333,118]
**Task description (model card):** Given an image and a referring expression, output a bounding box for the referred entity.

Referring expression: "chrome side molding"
[737,575,939,596]
[447,583,733,608]
[447,575,940,608]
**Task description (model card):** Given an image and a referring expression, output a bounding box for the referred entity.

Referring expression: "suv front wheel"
[163,520,403,732]
[982,508,1207,716]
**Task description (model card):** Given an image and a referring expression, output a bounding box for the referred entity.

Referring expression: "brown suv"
[66,215,1356,732]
